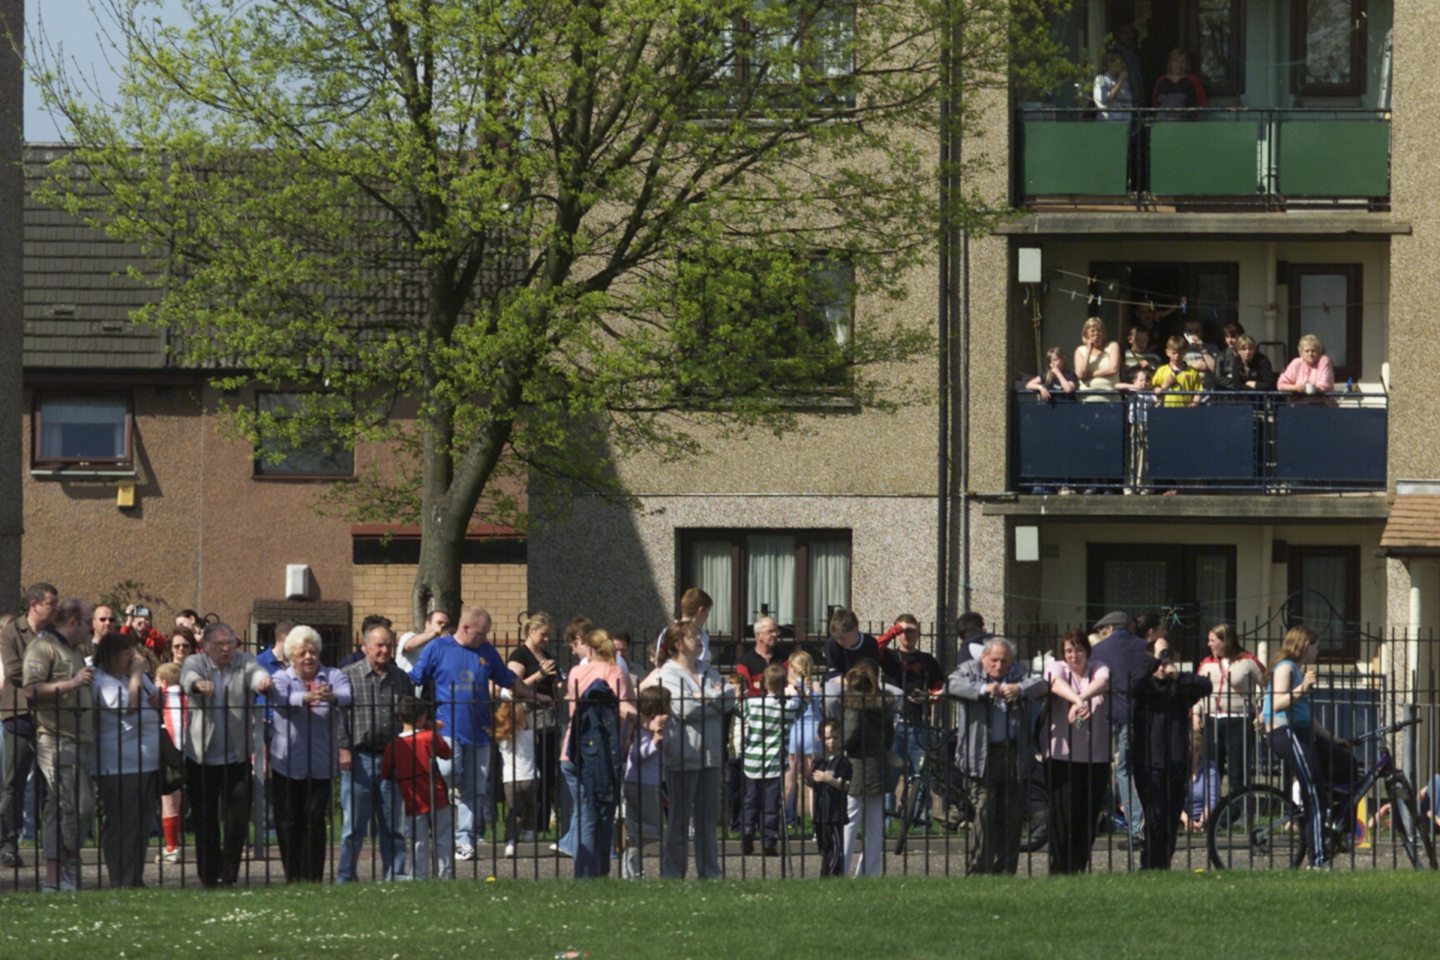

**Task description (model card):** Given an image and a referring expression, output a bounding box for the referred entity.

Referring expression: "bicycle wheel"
[1206,785,1306,871]
[895,775,919,855]
[1388,774,1438,870]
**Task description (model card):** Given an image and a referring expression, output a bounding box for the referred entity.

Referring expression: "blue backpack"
[568,678,623,804]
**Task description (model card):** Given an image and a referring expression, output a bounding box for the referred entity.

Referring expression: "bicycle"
[893,720,972,855]
[1206,717,1436,870]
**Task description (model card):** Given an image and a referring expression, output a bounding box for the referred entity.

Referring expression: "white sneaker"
[455,843,475,861]
[504,842,516,858]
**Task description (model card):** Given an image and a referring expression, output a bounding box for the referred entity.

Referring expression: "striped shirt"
[739,694,800,779]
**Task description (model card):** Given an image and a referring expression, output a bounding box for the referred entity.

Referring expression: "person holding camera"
[1131,634,1210,870]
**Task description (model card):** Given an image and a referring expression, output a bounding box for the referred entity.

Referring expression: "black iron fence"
[4,627,1440,891]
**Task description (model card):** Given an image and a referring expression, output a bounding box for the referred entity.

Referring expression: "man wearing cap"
[1089,611,1151,854]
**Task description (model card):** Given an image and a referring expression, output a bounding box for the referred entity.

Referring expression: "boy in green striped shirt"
[739,663,801,856]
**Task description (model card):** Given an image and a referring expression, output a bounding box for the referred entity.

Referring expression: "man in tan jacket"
[0,582,57,868]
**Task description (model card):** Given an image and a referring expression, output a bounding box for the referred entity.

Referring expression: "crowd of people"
[0,579,1360,891]
[1026,314,1347,493]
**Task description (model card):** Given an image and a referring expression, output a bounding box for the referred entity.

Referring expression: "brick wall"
[352,561,529,644]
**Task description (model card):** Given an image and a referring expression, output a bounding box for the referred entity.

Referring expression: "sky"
[22,0,189,142]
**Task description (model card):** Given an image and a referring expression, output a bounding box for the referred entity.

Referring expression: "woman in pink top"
[1276,334,1335,395]
[563,627,634,878]
[1042,629,1111,874]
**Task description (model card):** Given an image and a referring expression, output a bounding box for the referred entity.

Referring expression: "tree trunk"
[412,508,466,631]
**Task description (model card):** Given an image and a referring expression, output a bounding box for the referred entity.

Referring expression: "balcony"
[1011,390,1387,494]
[1017,108,1390,210]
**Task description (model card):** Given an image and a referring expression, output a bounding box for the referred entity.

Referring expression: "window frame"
[677,527,853,649]
[1086,542,1238,660]
[1285,262,1362,382]
[252,390,356,480]
[1285,544,1360,662]
[1290,0,1368,98]
[30,392,135,473]
[1186,0,1247,99]
[723,0,857,111]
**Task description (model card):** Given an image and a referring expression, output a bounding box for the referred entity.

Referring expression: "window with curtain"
[1291,0,1367,97]
[33,394,133,468]
[678,528,851,640]
[1286,263,1362,381]
[1287,545,1360,660]
[254,392,355,478]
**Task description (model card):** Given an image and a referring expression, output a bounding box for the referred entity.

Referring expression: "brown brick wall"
[352,562,529,645]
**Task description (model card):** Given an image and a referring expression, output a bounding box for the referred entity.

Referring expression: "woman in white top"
[1074,317,1121,401]
[91,631,162,887]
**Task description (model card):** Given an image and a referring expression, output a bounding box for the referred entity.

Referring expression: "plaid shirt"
[339,659,408,752]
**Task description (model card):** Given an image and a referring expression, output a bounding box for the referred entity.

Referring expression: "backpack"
[569,677,623,804]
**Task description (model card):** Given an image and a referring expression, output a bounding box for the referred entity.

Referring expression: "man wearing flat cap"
[1089,611,1149,857]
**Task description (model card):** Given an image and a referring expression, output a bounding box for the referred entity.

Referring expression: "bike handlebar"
[1350,716,1422,745]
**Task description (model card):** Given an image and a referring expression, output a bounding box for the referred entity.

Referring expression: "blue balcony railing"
[1012,390,1387,493]
[1016,107,1390,208]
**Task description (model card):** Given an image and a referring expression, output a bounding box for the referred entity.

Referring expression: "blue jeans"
[446,738,491,849]
[574,779,616,879]
[893,719,933,823]
[557,760,579,857]
[1114,723,1143,840]
[337,751,405,881]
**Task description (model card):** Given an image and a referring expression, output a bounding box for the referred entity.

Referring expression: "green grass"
[1,872,1438,959]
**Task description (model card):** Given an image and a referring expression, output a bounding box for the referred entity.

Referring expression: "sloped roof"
[23,145,166,370]
[1379,495,1440,554]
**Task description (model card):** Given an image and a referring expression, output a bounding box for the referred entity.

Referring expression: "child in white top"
[494,694,537,858]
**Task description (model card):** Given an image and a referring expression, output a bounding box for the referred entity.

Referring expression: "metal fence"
[3,625,1439,891]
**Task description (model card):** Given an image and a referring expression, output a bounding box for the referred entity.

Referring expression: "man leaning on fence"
[948,636,1046,875]
[22,596,96,892]
[180,622,273,888]
[338,621,409,882]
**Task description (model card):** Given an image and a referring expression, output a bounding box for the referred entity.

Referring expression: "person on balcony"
[1217,334,1277,392]
[1093,53,1132,122]
[1151,336,1205,407]
[1026,347,1078,402]
[1124,324,1162,377]
[1151,48,1209,120]
[1277,334,1335,397]
[1074,317,1121,402]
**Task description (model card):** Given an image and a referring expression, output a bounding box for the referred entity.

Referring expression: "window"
[1291,0,1367,97]
[1190,0,1246,98]
[253,392,354,478]
[1087,543,1236,659]
[720,0,856,110]
[1286,263,1361,381]
[1286,545,1360,661]
[679,529,851,647]
[1090,261,1239,346]
[32,394,133,470]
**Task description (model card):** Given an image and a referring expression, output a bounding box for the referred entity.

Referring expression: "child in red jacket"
[383,696,454,879]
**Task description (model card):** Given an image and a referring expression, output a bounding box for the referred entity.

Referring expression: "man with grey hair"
[22,596,94,891]
[180,622,273,887]
[947,636,1046,874]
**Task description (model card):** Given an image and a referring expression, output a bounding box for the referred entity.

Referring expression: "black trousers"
[741,774,782,847]
[1137,762,1187,870]
[816,822,845,877]
[273,773,332,882]
[1044,759,1110,874]
[0,722,36,856]
[185,759,252,887]
[1204,715,1254,795]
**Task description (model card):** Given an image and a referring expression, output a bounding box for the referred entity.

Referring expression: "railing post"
[1404,702,1418,782]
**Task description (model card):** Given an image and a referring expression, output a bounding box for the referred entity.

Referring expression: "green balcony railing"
[1017,108,1390,207]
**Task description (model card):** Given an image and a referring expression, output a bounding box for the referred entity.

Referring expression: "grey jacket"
[179,651,271,765]
[947,658,1047,781]
[658,660,735,772]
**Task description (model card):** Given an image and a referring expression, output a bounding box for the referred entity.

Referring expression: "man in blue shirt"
[1088,610,1150,859]
[408,605,535,860]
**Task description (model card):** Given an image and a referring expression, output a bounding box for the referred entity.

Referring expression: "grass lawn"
[0,872,1437,959]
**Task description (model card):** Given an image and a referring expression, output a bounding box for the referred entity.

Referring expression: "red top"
[383,729,452,816]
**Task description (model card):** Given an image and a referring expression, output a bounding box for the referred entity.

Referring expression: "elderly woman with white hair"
[270,625,353,881]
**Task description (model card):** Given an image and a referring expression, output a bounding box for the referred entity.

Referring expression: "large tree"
[34,0,1068,624]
